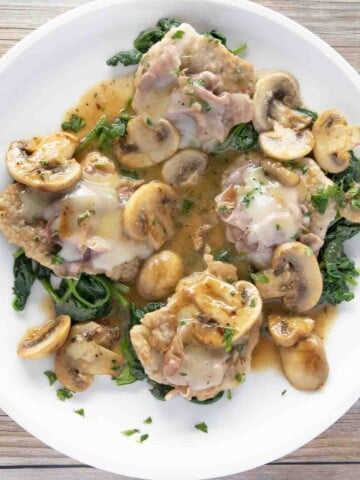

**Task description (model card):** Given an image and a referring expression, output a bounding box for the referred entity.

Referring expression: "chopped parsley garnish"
[57,388,73,401]
[311,185,345,214]
[61,114,86,132]
[250,272,269,283]
[77,209,95,225]
[295,107,318,121]
[241,188,259,208]
[172,30,185,39]
[305,246,313,257]
[199,100,212,112]
[169,67,180,77]
[276,224,281,231]
[146,117,154,126]
[51,254,65,265]
[213,248,233,263]
[74,408,85,417]
[120,168,139,179]
[217,205,230,214]
[227,390,232,400]
[249,299,256,308]
[195,422,208,433]
[44,371,57,386]
[188,77,206,87]
[231,43,247,55]
[143,417,152,425]
[235,373,245,383]
[223,327,235,353]
[138,433,149,443]
[122,429,140,436]
[181,198,195,214]
[281,389,287,396]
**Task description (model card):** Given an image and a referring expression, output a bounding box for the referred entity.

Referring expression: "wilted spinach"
[295,107,318,122]
[106,17,181,67]
[330,151,360,192]
[318,218,360,304]
[12,248,36,311]
[75,114,128,154]
[214,122,258,153]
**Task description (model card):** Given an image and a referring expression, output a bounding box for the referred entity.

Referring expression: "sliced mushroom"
[259,121,315,161]
[82,151,115,177]
[269,100,313,131]
[253,71,301,133]
[268,314,315,347]
[115,116,180,168]
[123,181,176,249]
[137,250,184,300]
[191,278,262,347]
[55,321,123,392]
[253,242,323,312]
[17,315,71,359]
[261,159,300,187]
[312,110,360,173]
[279,332,329,390]
[162,149,208,186]
[6,132,81,192]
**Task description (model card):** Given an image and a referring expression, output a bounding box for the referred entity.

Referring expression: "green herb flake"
[106,49,142,67]
[235,373,245,383]
[200,100,212,112]
[250,272,269,283]
[227,390,232,400]
[172,30,185,39]
[146,117,154,126]
[57,388,73,401]
[143,417,152,425]
[120,169,139,179]
[305,246,313,257]
[214,122,258,153]
[44,370,57,386]
[231,43,247,55]
[223,327,235,353]
[61,114,86,132]
[195,422,208,433]
[296,107,318,121]
[51,254,65,265]
[77,209,95,225]
[169,67,180,77]
[249,299,256,308]
[74,408,85,417]
[122,429,140,436]
[281,389,287,396]
[138,433,149,443]
[181,199,195,215]
[213,248,233,263]
[241,188,258,208]
[276,224,281,231]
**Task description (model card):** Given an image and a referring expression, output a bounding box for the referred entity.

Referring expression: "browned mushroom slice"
[261,159,300,187]
[279,332,329,391]
[137,250,184,300]
[253,71,302,133]
[162,149,208,186]
[6,133,81,192]
[123,182,176,249]
[17,315,71,359]
[253,242,323,312]
[115,116,180,168]
[312,110,360,173]
[55,322,123,392]
[268,314,315,347]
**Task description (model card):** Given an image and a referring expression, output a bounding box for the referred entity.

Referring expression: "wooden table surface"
[0,0,359,479]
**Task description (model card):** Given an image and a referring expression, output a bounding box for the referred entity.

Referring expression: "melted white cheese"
[238,166,301,246]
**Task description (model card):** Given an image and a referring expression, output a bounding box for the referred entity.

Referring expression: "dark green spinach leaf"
[106,49,143,67]
[214,123,258,153]
[319,218,360,304]
[12,249,36,311]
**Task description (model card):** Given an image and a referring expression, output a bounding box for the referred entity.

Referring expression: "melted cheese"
[238,165,301,245]
[53,177,152,269]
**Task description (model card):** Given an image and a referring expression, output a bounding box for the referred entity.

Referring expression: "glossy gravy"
[62,74,337,371]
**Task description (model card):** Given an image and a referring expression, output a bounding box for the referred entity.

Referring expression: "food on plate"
[1,19,360,403]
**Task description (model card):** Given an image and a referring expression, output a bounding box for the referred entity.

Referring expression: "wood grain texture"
[0,1,359,479]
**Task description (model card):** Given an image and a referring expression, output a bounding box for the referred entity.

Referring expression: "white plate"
[0,1,359,478]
